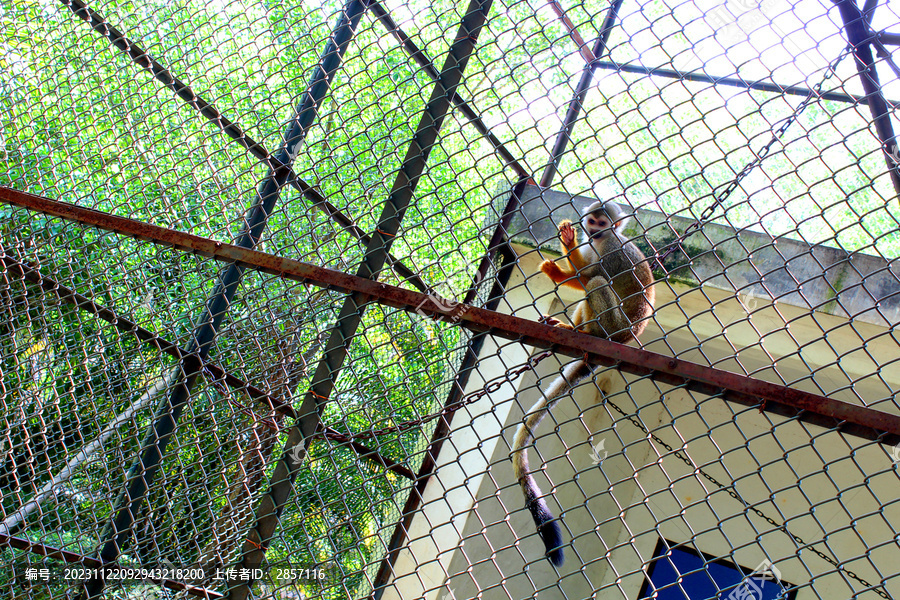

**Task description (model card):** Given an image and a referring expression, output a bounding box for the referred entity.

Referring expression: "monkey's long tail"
[512,359,595,567]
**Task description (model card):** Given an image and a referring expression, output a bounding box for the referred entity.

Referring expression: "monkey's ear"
[614,215,631,231]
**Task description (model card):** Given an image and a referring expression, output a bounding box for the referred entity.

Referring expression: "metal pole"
[368,0,530,180]
[224,1,494,597]
[79,2,368,596]
[415,21,632,568]
[832,0,900,197]
[369,183,526,597]
[590,60,898,106]
[540,0,624,188]
[878,31,900,45]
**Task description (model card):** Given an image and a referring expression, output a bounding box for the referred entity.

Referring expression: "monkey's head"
[582,200,630,240]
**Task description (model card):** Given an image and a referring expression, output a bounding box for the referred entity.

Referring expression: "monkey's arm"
[539,260,588,292]
[539,221,589,292]
[557,220,590,274]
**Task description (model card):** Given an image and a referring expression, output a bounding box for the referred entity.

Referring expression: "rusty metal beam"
[4,186,899,446]
[546,0,596,65]
[540,0,624,187]
[0,533,222,599]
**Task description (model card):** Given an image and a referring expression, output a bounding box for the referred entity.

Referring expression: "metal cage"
[1,0,899,598]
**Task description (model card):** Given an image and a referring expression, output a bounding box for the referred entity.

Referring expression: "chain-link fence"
[2,0,899,598]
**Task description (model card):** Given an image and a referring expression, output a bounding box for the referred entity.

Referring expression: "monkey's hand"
[540,259,567,281]
[558,220,576,252]
[539,314,574,330]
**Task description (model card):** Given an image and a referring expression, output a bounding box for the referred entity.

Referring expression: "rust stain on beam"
[3,186,899,445]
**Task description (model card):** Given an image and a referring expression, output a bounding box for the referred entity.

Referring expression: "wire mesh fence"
[1,0,899,598]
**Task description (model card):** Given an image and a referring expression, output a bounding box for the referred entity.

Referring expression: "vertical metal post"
[80,2,368,597]
[225,2,494,598]
[371,0,626,592]
[539,0,624,188]
[370,180,527,599]
[372,0,627,589]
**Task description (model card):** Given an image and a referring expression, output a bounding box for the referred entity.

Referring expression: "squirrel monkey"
[513,200,655,566]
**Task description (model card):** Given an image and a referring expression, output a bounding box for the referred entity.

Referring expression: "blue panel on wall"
[638,539,796,600]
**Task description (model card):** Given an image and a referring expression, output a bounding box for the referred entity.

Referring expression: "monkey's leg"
[584,276,632,339]
[570,299,595,334]
[538,300,591,334]
[537,295,594,332]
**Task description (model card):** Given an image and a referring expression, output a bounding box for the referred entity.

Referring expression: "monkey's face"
[582,210,618,240]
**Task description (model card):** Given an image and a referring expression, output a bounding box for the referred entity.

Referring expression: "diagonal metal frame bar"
[367,0,530,181]
[0,244,411,542]
[0,244,294,419]
[832,0,900,197]
[540,0,624,187]
[592,60,900,106]
[3,186,898,445]
[75,2,369,596]
[0,246,414,480]
[59,0,427,293]
[224,2,495,597]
